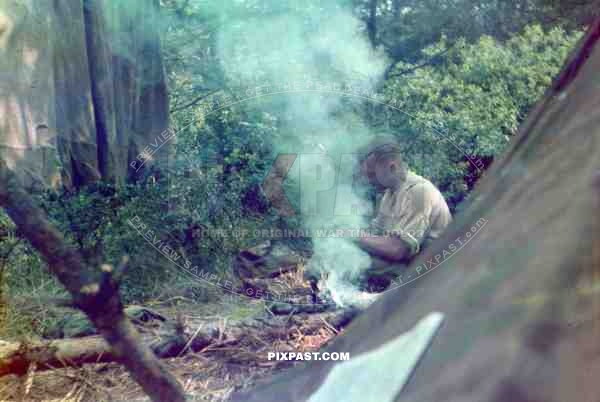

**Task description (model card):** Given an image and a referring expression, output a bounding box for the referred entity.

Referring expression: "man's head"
[359,137,407,191]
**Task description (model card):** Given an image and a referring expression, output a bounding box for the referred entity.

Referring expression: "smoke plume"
[215,0,389,306]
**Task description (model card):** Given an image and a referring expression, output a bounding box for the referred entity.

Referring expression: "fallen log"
[0,336,117,377]
[0,306,360,377]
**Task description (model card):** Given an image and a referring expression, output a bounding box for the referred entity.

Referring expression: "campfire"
[236,240,381,313]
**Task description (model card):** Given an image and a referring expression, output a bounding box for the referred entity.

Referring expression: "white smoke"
[216,1,388,307]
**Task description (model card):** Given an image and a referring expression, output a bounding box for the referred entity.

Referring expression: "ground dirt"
[0,294,338,402]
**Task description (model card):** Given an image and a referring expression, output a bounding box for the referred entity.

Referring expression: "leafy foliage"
[371,25,581,207]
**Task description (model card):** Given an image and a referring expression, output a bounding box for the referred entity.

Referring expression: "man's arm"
[362,183,433,263]
[357,234,412,262]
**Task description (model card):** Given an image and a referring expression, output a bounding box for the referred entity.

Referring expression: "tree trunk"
[366,0,377,49]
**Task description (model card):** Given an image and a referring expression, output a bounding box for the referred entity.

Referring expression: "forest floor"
[0,278,343,401]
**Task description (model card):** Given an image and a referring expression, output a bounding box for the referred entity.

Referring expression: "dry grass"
[0,355,254,402]
[0,330,335,402]
[0,252,343,402]
[0,289,339,402]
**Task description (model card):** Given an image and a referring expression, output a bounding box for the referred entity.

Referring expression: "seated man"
[355,139,452,291]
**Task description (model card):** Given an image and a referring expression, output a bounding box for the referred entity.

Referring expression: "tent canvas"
[0,0,170,189]
[231,17,600,402]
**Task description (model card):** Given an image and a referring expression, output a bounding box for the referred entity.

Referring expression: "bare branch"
[0,159,186,402]
[383,42,458,81]
[170,89,220,114]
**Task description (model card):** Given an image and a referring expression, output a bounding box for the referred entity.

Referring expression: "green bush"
[374,25,581,208]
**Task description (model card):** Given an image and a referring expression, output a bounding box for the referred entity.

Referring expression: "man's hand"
[355,234,412,263]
